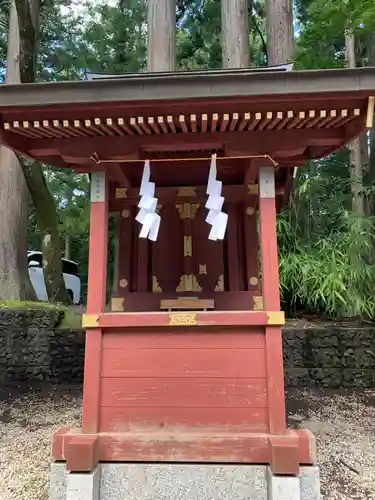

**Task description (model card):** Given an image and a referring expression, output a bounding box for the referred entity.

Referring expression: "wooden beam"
[109,184,285,207]
[366,96,374,128]
[28,128,345,159]
[108,163,130,187]
[244,161,258,184]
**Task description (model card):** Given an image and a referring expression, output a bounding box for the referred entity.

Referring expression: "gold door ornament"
[199,264,207,275]
[119,278,128,289]
[176,274,202,292]
[111,297,124,312]
[247,184,258,195]
[115,187,128,199]
[214,275,224,292]
[176,203,200,220]
[184,236,192,257]
[152,276,163,292]
[253,296,264,311]
[177,187,196,197]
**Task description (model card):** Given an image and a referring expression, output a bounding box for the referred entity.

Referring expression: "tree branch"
[251,14,268,64]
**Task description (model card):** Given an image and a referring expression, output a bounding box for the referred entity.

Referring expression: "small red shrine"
[0,67,374,475]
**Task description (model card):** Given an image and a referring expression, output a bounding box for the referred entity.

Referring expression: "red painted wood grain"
[99,433,270,463]
[97,311,276,329]
[101,347,266,378]
[99,406,269,433]
[86,200,108,313]
[102,329,266,349]
[259,196,280,309]
[116,209,133,295]
[100,377,267,408]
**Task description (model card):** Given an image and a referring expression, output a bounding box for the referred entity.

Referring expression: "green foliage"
[279,212,375,319]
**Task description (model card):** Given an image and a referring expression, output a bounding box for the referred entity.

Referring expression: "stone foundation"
[50,463,321,500]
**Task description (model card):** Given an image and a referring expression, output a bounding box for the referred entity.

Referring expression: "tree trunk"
[147,0,176,72]
[345,31,365,217]
[64,234,71,261]
[14,0,70,303]
[365,32,375,216]
[0,1,35,301]
[221,0,250,68]
[265,0,294,65]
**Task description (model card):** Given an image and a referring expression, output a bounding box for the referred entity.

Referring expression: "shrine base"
[50,463,321,500]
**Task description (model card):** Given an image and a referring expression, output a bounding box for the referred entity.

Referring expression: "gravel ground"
[0,384,374,500]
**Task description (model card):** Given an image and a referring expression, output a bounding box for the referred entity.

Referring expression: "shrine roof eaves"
[0,66,374,109]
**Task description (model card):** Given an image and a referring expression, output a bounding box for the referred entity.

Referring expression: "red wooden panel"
[265,326,286,435]
[82,328,103,434]
[99,433,270,463]
[102,329,266,349]
[244,203,259,292]
[101,347,266,378]
[192,203,225,292]
[226,203,240,291]
[236,204,247,291]
[99,406,269,433]
[115,290,262,310]
[136,237,148,292]
[100,377,267,408]
[97,311,275,328]
[116,208,133,295]
[152,204,184,293]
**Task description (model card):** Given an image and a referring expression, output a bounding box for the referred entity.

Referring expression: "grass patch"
[0,300,84,329]
[0,300,59,310]
[58,307,83,329]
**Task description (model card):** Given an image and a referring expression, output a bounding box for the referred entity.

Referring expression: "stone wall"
[0,309,84,383]
[0,309,374,387]
[283,324,375,387]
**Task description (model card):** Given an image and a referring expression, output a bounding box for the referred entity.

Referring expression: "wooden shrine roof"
[0,66,374,190]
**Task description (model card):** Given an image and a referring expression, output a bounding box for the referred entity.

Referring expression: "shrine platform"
[50,463,321,500]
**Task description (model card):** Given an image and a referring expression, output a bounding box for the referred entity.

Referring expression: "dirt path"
[0,384,374,500]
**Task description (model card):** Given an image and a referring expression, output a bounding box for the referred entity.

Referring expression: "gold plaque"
[169,312,197,326]
[116,188,128,199]
[111,297,124,312]
[253,296,264,311]
[177,186,196,197]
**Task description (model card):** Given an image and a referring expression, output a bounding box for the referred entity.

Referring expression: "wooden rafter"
[3,108,362,142]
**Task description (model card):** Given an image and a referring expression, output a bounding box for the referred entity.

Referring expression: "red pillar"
[258,166,286,436]
[82,171,108,434]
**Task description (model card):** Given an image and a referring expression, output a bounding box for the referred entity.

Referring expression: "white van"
[28,251,81,304]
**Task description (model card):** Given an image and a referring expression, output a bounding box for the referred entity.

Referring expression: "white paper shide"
[205,154,228,241]
[136,160,160,241]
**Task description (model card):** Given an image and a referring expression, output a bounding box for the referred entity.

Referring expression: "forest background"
[1,0,375,319]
